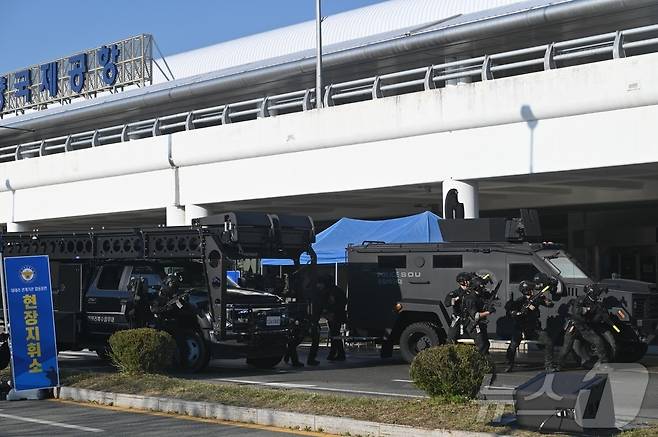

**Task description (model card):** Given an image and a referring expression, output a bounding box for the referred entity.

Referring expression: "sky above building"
[0,0,387,74]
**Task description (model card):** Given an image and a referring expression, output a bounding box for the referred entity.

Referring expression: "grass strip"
[0,367,654,436]
[62,370,519,434]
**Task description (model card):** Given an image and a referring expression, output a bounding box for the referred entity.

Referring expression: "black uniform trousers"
[468,323,490,355]
[307,320,321,362]
[558,322,609,365]
[506,328,553,367]
[327,321,345,359]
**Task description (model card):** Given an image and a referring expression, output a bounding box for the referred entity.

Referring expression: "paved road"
[0,398,325,436]
[59,346,423,398]
[59,345,658,426]
[58,345,658,398]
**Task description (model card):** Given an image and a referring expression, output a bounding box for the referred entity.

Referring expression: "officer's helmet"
[469,275,485,293]
[163,272,183,290]
[456,272,472,286]
[533,272,557,290]
[519,280,535,296]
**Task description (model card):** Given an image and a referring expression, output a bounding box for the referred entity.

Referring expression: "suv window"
[131,265,164,294]
[509,263,539,283]
[96,265,124,290]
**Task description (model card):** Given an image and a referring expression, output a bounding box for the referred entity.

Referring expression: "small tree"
[108,328,176,374]
[410,344,492,400]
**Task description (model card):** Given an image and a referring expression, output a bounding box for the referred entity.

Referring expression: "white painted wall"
[177,103,658,205]
[0,53,657,224]
[11,170,175,222]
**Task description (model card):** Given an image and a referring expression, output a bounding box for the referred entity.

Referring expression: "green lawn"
[0,367,655,436]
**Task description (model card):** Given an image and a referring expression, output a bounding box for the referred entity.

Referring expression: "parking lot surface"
[0,398,323,437]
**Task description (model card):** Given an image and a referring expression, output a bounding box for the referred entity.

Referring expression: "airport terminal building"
[1,0,658,284]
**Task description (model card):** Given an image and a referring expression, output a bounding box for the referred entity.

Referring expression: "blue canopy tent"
[262,211,443,266]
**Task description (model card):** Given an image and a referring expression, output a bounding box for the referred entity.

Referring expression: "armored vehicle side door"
[397,251,450,328]
[347,252,406,334]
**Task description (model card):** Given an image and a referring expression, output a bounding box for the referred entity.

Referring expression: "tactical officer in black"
[558,283,610,368]
[127,276,153,328]
[462,275,495,356]
[304,274,324,366]
[444,272,472,344]
[589,285,619,360]
[150,272,182,315]
[321,276,347,361]
[505,280,555,372]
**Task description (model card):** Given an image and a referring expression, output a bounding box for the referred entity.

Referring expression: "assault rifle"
[513,285,553,318]
[592,301,622,334]
[483,280,502,313]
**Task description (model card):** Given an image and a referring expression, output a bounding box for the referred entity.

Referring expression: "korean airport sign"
[0,34,153,116]
[4,255,59,391]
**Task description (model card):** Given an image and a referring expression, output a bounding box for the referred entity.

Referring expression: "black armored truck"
[0,212,316,372]
[346,211,650,363]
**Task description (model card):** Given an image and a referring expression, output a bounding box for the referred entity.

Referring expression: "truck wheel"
[246,355,283,369]
[95,345,112,362]
[175,330,210,373]
[399,322,443,364]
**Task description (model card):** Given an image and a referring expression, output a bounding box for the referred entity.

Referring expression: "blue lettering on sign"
[97,44,120,86]
[39,62,58,97]
[0,76,6,111]
[14,70,32,102]
[69,53,87,93]
[3,255,60,392]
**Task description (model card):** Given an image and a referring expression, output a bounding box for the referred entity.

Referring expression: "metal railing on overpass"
[1,23,657,163]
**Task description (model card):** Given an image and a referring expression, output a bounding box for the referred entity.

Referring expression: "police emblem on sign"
[20,266,36,283]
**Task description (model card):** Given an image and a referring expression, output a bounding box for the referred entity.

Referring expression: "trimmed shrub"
[410,344,493,400]
[108,328,176,374]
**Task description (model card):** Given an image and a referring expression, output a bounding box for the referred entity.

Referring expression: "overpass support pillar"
[185,204,209,225]
[6,222,32,232]
[166,206,186,227]
[442,180,479,219]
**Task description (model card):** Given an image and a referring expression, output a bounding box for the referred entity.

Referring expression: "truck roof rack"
[1,212,315,262]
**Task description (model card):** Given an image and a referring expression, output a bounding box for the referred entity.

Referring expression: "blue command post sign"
[3,255,59,391]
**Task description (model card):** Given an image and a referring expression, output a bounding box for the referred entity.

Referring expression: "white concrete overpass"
[1,49,657,229]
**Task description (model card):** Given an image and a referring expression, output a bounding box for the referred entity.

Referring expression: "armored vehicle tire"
[246,355,283,369]
[175,330,210,373]
[399,322,443,364]
[617,343,648,363]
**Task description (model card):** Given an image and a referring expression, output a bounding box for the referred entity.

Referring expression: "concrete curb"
[56,386,504,437]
